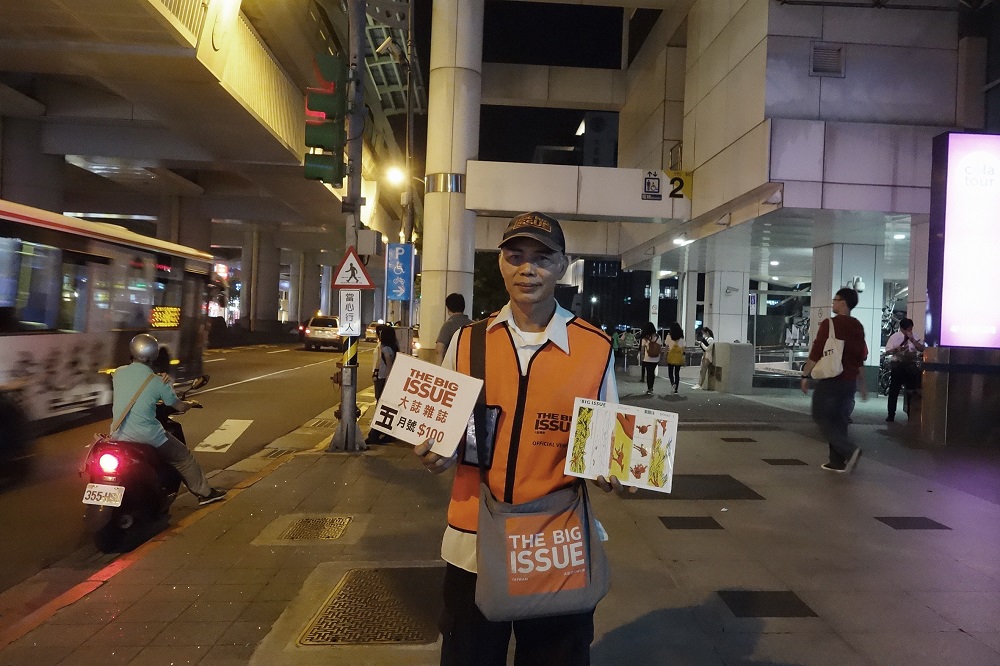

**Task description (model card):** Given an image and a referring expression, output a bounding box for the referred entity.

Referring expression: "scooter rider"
[111,334,225,506]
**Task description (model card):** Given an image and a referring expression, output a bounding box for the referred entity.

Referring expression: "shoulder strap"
[470,319,489,479]
[828,316,837,340]
[111,372,157,434]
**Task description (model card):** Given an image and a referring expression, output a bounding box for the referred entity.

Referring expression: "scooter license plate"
[82,483,125,507]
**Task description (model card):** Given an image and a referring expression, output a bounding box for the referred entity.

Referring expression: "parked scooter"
[80,375,209,552]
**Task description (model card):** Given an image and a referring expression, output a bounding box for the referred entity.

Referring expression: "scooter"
[81,375,208,552]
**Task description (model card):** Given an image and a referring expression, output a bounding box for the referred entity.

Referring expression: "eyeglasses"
[832,297,844,302]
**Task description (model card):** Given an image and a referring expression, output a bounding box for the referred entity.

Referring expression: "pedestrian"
[435,293,473,365]
[639,322,661,395]
[664,322,685,393]
[800,288,868,473]
[413,211,629,666]
[883,317,924,422]
[693,326,714,390]
[367,326,399,444]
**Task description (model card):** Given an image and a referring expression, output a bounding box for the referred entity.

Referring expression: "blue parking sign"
[386,243,413,302]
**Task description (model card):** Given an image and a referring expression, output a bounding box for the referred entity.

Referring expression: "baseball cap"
[499,212,566,253]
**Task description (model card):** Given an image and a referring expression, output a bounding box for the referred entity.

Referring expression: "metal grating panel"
[762,458,809,466]
[679,423,782,432]
[279,517,352,540]
[307,419,338,429]
[299,567,443,645]
[721,437,756,442]
[810,42,845,77]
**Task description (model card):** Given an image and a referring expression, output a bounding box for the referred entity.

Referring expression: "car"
[364,321,382,342]
[303,316,344,351]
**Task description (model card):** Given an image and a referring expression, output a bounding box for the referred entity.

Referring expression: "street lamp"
[590,295,598,320]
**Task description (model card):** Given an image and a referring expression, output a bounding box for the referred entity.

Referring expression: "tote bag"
[475,481,610,621]
[810,317,844,379]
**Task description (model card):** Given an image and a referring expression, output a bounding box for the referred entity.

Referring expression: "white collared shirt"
[439,301,618,572]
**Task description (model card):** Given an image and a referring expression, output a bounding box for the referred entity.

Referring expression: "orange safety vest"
[446,315,613,533]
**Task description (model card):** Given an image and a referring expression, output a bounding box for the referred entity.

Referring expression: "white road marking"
[196,358,336,394]
[204,358,225,363]
[194,419,254,452]
[266,349,291,354]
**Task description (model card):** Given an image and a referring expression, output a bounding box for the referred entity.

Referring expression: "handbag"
[810,317,844,379]
[467,320,611,621]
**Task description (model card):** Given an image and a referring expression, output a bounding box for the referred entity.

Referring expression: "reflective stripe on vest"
[446,316,612,533]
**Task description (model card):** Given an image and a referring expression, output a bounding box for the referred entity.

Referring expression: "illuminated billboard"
[928,133,1000,349]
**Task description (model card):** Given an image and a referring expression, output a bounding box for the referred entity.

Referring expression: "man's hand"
[594,475,637,494]
[414,440,457,474]
[800,377,810,395]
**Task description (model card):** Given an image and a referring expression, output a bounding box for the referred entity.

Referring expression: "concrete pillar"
[320,265,333,316]
[420,0,484,360]
[158,196,211,252]
[289,250,322,324]
[810,243,884,369]
[0,118,65,212]
[907,214,929,339]
[681,268,699,343]
[239,227,281,332]
[705,271,749,344]
[648,255,661,327]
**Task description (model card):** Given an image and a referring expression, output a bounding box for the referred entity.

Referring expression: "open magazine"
[564,398,678,493]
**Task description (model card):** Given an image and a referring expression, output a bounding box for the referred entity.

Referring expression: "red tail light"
[305,328,311,334]
[98,453,120,474]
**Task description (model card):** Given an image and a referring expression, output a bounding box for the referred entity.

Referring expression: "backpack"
[646,337,662,358]
[667,341,684,365]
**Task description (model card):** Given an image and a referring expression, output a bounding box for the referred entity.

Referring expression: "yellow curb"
[0,450,299,651]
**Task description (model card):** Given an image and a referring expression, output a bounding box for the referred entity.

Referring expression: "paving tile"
[202,582,267,602]
[253,581,305,602]
[796,590,958,633]
[844,630,1000,666]
[659,516,724,530]
[716,590,818,618]
[216,620,273,646]
[13,622,105,649]
[0,643,75,666]
[875,516,952,530]
[48,600,129,625]
[214,568,279,585]
[909,591,1000,632]
[761,458,810,465]
[714,630,868,666]
[620,475,765,501]
[83,621,168,647]
[115,599,192,623]
[142,584,206,603]
[237,600,288,624]
[130,644,211,665]
[198,644,257,665]
[161,568,228,586]
[176,600,251,623]
[149,620,231,646]
[57,644,142,665]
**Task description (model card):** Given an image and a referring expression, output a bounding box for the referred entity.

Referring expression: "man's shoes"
[645,389,653,395]
[885,414,895,422]
[198,488,226,506]
[674,386,679,394]
[692,384,701,390]
[845,448,863,473]
[821,463,847,473]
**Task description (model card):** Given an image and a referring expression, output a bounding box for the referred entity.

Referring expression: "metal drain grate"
[307,419,337,428]
[279,516,352,540]
[262,448,295,459]
[721,437,756,443]
[299,567,444,645]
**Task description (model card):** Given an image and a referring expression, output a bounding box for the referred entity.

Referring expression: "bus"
[0,198,214,433]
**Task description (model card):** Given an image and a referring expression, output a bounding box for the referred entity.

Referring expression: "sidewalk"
[2,369,1000,665]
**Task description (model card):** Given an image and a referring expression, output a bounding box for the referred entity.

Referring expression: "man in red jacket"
[800,288,869,473]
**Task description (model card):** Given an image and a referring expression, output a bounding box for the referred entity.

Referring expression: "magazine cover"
[564,397,678,493]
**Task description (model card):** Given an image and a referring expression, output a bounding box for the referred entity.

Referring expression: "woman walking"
[367,326,399,444]
[639,322,661,396]
[694,326,714,390]
[665,322,685,394]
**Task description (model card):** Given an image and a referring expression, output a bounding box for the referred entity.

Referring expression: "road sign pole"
[327,258,373,454]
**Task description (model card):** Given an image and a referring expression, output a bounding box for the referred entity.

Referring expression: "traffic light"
[304,54,349,187]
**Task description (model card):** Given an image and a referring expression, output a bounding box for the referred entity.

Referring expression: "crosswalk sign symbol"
[333,246,375,289]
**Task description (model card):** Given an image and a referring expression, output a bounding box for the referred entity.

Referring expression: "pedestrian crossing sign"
[332,246,375,289]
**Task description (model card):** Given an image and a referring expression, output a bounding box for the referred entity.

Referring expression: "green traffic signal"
[306,88,347,120]
[305,121,346,152]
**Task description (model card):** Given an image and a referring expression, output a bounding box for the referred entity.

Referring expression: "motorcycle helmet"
[129,333,160,363]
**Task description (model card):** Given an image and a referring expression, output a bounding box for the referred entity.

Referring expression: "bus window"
[57,257,89,332]
[0,236,61,331]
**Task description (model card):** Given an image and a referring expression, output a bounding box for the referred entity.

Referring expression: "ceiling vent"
[810,43,845,78]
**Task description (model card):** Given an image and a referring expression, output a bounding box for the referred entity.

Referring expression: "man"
[883,317,924,422]
[112,334,225,505]
[800,288,868,473]
[435,293,473,365]
[415,211,629,666]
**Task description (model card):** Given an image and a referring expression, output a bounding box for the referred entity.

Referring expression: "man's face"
[901,326,913,336]
[831,294,850,317]
[498,238,567,308]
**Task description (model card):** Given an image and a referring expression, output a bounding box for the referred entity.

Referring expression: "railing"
[154,0,207,43]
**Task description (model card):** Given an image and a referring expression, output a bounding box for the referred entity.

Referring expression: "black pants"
[887,363,920,417]
[439,564,594,666]
[667,364,681,389]
[641,362,657,391]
